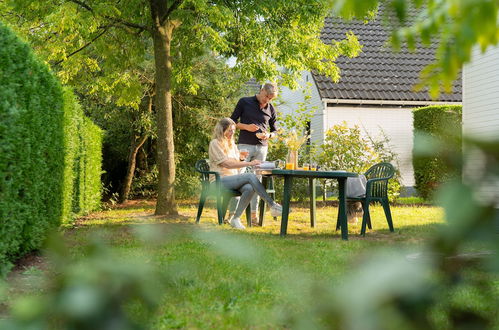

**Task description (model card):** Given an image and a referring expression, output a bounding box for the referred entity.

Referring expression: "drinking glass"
[239,148,249,160]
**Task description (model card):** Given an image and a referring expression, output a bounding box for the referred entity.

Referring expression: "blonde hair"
[213,117,236,153]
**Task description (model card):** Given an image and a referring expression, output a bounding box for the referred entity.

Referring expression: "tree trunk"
[120,134,148,203]
[119,94,153,203]
[150,0,179,215]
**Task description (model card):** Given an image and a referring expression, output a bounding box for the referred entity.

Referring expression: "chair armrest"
[366,176,392,184]
[195,167,221,178]
[203,170,221,180]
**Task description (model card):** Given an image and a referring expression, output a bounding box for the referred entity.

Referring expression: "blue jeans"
[221,173,276,219]
[238,144,268,213]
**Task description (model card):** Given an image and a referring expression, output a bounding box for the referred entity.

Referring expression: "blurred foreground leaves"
[1,232,166,330]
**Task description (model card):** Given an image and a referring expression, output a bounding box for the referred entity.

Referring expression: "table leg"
[309,178,316,227]
[280,175,293,236]
[338,178,349,240]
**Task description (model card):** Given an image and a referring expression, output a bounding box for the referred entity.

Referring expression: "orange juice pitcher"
[286,150,298,170]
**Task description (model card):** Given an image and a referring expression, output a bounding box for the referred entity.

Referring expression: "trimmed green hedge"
[0,22,102,275]
[73,116,103,215]
[63,89,103,220]
[412,105,462,199]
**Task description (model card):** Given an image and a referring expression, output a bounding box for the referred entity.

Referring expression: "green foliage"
[0,21,65,276]
[0,0,363,108]
[63,90,103,219]
[0,23,102,276]
[73,117,103,215]
[172,54,248,199]
[320,122,377,173]
[412,105,462,199]
[1,233,165,329]
[319,122,401,200]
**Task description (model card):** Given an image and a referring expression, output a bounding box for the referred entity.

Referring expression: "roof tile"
[314,14,461,102]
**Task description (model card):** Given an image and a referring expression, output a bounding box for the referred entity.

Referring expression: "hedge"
[412,105,462,199]
[0,22,102,275]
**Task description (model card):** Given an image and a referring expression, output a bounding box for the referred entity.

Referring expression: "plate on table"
[256,161,276,169]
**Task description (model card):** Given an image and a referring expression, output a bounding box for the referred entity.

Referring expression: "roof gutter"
[323,98,462,106]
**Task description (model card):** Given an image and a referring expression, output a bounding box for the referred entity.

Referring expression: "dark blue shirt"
[230,96,278,146]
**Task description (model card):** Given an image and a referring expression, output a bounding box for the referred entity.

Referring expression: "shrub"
[0,22,66,275]
[0,22,102,275]
[412,105,462,199]
[63,89,103,219]
[319,122,401,200]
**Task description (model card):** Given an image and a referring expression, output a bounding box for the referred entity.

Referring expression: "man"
[230,82,278,224]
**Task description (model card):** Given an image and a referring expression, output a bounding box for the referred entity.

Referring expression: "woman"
[209,117,282,229]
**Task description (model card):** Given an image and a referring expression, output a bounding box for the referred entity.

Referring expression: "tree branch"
[104,15,149,33]
[53,26,109,65]
[161,0,183,25]
[68,0,148,33]
[68,0,93,12]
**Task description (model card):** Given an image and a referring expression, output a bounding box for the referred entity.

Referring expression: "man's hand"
[243,123,259,132]
[256,132,271,140]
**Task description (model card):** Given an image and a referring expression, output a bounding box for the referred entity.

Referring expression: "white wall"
[324,106,415,187]
[277,72,325,143]
[463,45,499,205]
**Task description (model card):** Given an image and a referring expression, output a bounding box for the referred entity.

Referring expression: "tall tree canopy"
[1,0,362,215]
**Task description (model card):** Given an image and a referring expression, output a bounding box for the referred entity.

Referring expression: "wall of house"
[277,72,325,143]
[324,105,415,188]
[463,44,499,206]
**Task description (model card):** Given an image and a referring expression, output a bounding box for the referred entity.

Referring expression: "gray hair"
[261,82,278,96]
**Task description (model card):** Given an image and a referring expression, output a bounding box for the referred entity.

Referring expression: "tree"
[1,0,362,215]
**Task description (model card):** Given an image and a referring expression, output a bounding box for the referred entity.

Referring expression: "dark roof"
[313,15,462,102]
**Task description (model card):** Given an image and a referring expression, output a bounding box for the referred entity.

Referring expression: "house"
[462,44,499,212]
[279,15,462,195]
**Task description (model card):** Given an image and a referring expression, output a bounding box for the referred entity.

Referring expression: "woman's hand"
[249,159,261,166]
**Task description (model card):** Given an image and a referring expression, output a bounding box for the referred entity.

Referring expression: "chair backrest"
[195,159,211,183]
[364,162,395,198]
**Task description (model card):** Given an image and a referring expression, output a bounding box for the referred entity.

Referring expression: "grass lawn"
[3,199,498,329]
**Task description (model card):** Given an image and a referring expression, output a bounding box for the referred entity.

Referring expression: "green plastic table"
[269,169,358,240]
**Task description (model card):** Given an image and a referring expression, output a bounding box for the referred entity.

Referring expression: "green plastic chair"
[195,159,251,226]
[336,162,395,236]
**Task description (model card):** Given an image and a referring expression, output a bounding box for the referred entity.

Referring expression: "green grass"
[3,200,498,329]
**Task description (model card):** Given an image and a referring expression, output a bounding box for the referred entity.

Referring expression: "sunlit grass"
[5,200,497,329]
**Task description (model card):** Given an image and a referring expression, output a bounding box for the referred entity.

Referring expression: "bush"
[0,22,66,275]
[0,22,102,275]
[319,122,401,201]
[63,90,103,219]
[412,105,462,199]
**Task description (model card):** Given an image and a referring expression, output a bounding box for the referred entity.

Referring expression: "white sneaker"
[230,217,246,229]
[270,204,283,217]
[270,203,293,217]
